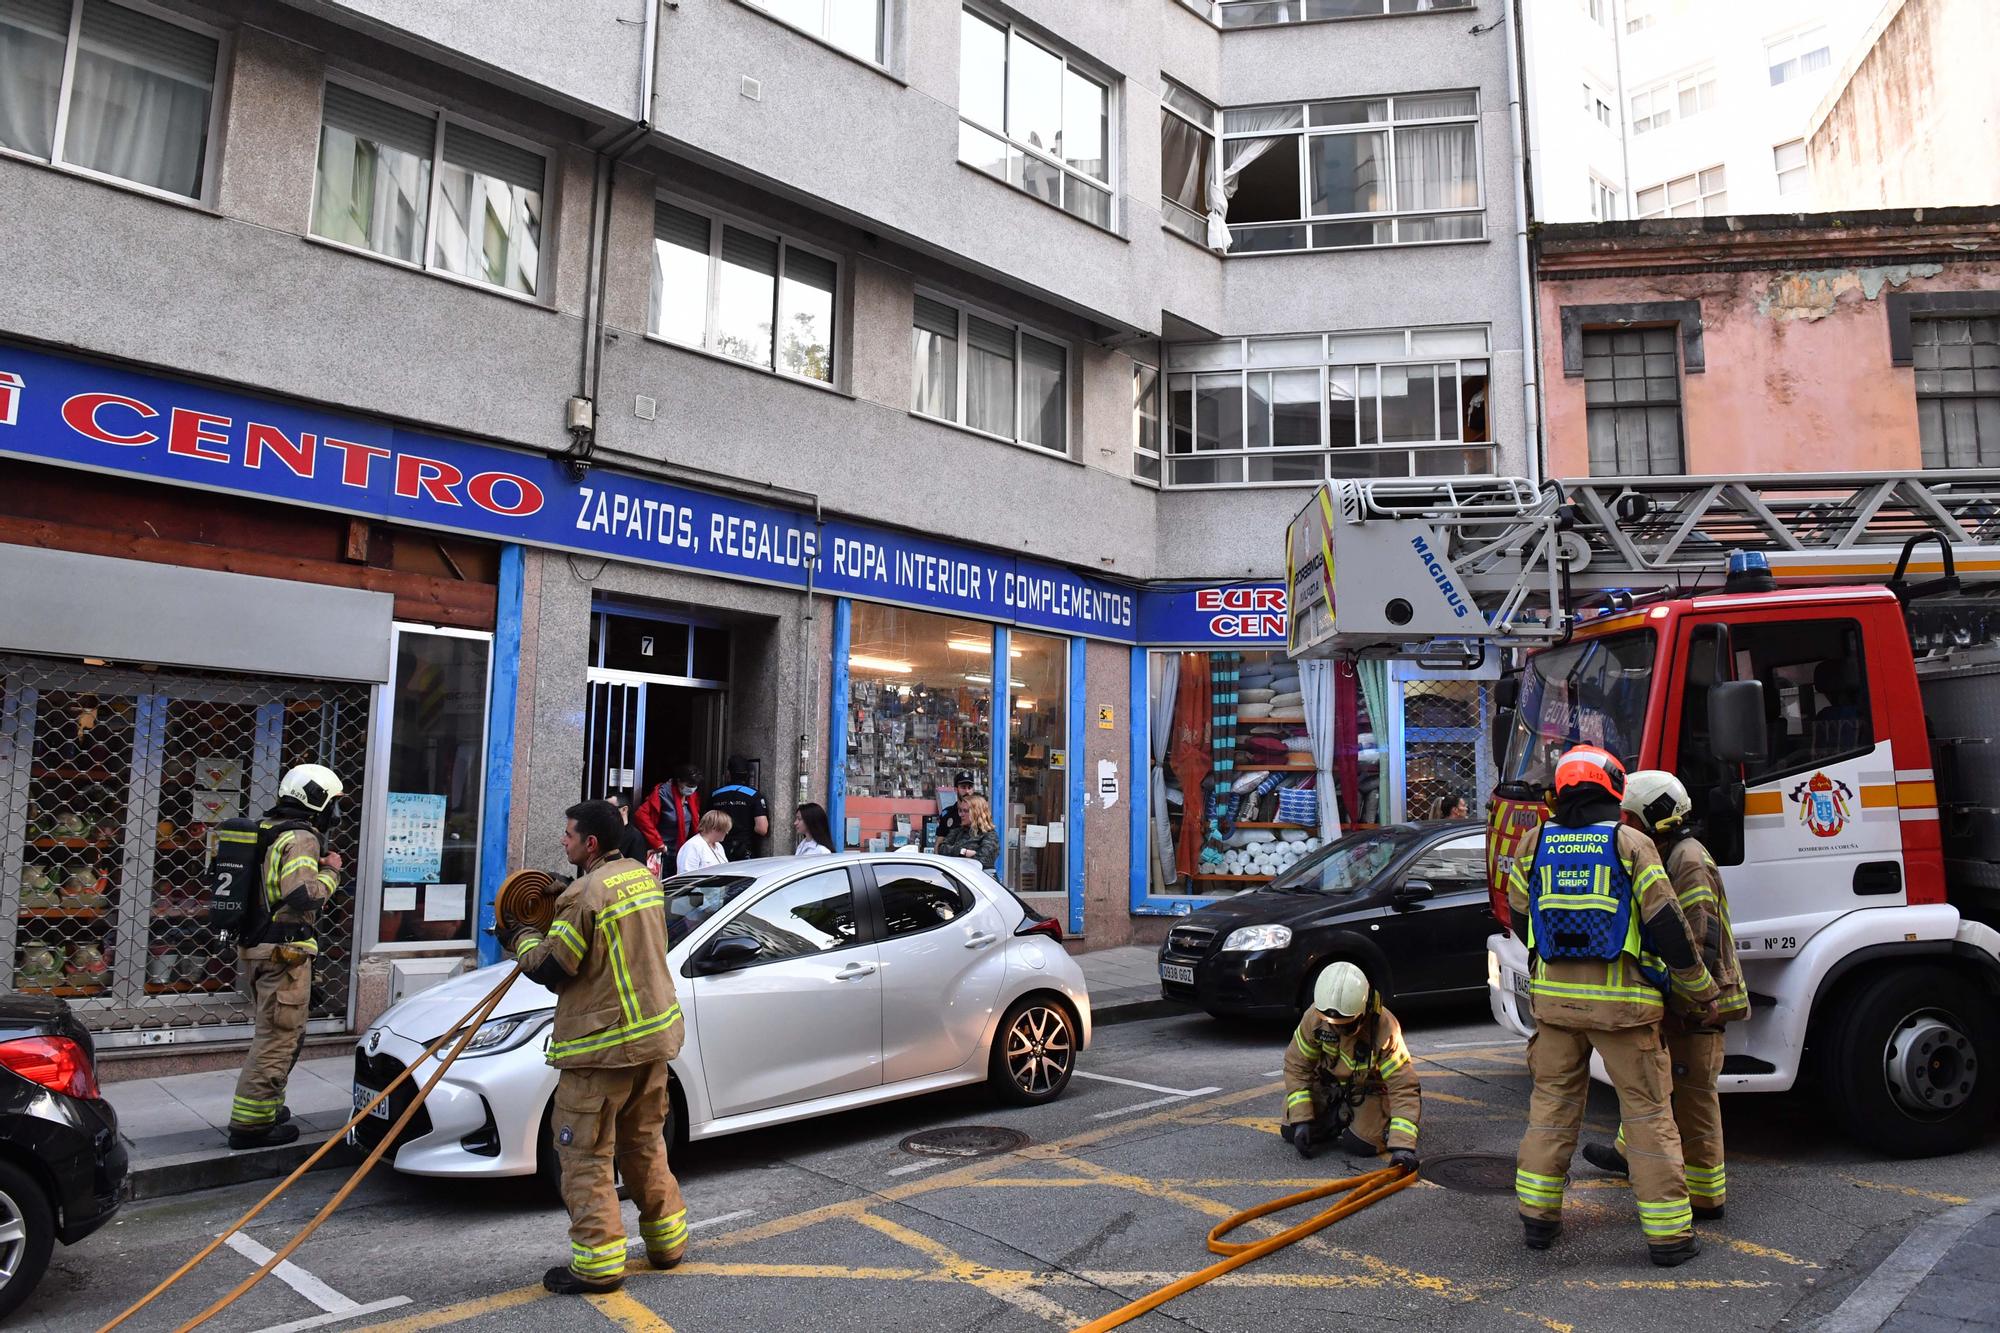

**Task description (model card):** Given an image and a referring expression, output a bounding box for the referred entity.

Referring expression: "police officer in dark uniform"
[934,771,976,844]
[704,757,769,861]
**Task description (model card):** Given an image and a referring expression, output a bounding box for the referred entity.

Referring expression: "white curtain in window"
[1213,106,1301,251]
[0,0,68,159]
[1150,653,1179,890]
[1299,659,1342,842]
[965,315,1017,438]
[63,1,216,198]
[1357,659,1388,823]
[1393,123,1477,212]
[1161,115,1209,216]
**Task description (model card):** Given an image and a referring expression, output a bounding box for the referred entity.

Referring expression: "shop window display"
[1402,678,1491,823]
[1004,632,1067,898]
[844,605,992,850]
[377,628,490,947]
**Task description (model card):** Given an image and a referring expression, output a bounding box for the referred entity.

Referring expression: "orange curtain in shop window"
[1170,652,1212,880]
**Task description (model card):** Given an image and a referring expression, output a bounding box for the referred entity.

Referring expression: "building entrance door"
[581,608,731,807]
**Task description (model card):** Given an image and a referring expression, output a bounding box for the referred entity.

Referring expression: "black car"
[0,994,126,1318]
[1159,821,1496,1021]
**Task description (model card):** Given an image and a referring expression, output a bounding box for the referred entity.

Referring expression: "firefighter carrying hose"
[502,799,689,1295]
[1509,745,1719,1267]
[1279,961,1420,1171]
[1581,770,1749,1218]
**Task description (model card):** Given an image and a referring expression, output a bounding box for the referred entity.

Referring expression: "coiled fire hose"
[97,870,562,1333]
[1071,1162,1418,1333]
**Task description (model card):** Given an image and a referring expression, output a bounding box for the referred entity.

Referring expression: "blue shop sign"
[1137,583,1288,646]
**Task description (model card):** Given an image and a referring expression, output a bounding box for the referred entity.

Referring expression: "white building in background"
[1525,0,1883,222]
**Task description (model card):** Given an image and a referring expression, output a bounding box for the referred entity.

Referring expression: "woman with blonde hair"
[938,794,999,872]
[676,809,732,874]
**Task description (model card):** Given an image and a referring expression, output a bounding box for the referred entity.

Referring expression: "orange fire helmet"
[1553,745,1626,800]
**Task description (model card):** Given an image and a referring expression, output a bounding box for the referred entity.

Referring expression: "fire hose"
[1071,1163,1418,1333]
[96,870,564,1333]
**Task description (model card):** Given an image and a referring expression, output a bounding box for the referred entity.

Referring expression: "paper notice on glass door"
[1025,825,1049,848]
[424,883,467,922]
[382,884,418,913]
[1047,822,1064,844]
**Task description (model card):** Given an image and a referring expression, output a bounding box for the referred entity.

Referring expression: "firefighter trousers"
[1516,1021,1694,1247]
[1615,1027,1727,1208]
[230,951,310,1131]
[555,1062,688,1282]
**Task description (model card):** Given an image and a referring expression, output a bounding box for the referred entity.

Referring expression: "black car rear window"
[1268,826,1423,894]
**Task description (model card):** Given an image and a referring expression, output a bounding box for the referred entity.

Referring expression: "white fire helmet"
[1313,961,1371,1018]
[279,764,345,814]
[1622,769,1692,833]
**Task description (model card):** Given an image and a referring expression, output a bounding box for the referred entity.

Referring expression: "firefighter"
[1582,770,1749,1218]
[1510,745,1720,1267]
[1279,961,1420,1172]
[227,764,345,1149]
[503,799,688,1295]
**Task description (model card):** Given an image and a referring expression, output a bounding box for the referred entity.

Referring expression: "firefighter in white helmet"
[1279,961,1421,1171]
[1581,770,1749,1219]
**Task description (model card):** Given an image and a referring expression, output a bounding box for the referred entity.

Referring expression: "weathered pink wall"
[1538,257,2000,479]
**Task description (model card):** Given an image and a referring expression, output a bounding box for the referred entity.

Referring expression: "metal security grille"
[0,654,367,1040]
[1402,679,1491,821]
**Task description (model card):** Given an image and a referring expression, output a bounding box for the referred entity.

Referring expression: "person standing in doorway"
[676,810,731,875]
[705,757,769,861]
[793,802,835,855]
[635,764,702,862]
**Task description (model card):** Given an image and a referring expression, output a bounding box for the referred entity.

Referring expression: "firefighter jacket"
[1507,821,1716,1030]
[245,819,338,958]
[1281,999,1421,1151]
[511,855,684,1071]
[1664,835,1748,1024]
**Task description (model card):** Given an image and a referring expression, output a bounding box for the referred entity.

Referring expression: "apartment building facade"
[0,0,1528,1041]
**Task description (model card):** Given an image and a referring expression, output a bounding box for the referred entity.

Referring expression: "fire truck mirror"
[1490,674,1520,761]
[1709,679,1770,766]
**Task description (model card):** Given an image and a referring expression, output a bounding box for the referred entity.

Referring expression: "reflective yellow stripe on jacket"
[547,875,679,1063]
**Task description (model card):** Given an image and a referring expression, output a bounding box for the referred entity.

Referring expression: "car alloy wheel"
[0,1185,24,1285]
[1005,1003,1074,1098]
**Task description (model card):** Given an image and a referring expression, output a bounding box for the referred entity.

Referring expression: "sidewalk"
[101,945,1181,1200]
[1818,1193,2000,1332]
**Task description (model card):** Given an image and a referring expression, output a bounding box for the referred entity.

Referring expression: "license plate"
[1161,963,1195,986]
[353,1084,390,1120]
[1510,970,1535,1023]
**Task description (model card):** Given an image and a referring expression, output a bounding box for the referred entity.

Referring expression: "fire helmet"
[1553,745,1626,800]
[279,763,345,814]
[1622,770,1692,832]
[1313,961,1371,1019]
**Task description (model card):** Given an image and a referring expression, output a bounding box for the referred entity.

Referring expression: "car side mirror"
[694,935,762,975]
[1709,679,1769,765]
[1392,879,1435,908]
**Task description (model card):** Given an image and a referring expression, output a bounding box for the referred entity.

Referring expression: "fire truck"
[1286,471,2000,1156]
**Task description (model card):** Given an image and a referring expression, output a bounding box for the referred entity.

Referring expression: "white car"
[351,852,1091,1180]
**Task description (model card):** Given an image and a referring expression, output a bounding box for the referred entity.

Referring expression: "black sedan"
[0,993,126,1318]
[1158,821,1496,1021]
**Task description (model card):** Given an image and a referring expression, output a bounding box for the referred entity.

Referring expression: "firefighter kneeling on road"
[1581,770,1749,1219]
[1279,961,1420,1171]
[503,799,689,1295]
[1510,745,1720,1267]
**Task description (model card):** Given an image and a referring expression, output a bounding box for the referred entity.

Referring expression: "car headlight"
[1220,924,1292,952]
[454,1011,553,1056]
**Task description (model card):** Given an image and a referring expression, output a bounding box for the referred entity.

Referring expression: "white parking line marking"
[1076,1071,1214,1097]
[224,1232,360,1313]
[1090,1088,1220,1120]
[885,1157,949,1177]
[1430,1038,1522,1049]
[248,1297,413,1333]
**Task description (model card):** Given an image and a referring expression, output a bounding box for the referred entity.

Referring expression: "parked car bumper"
[23,1094,125,1245]
[351,1029,549,1179]
[1159,947,1298,1018]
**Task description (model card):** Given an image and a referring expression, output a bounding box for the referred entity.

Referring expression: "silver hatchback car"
[352,852,1091,1180]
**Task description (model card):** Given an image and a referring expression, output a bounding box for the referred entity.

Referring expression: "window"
[1581,327,1682,476]
[1774,139,1808,196]
[911,294,1068,453]
[377,627,490,948]
[723,869,860,960]
[958,9,1113,230]
[1914,317,2000,468]
[1214,0,1471,23]
[313,81,547,297]
[1164,326,1492,486]
[1133,362,1162,483]
[1674,69,1718,119]
[1406,833,1486,890]
[1629,83,1671,135]
[874,864,975,937]
[1590,176,1619,221]
[0,0,220,201]
[1219,91,1482,255]
[1161,79,1218,246]
[1584,83,1612,128]
[1583,0,1609,27]
[1635,166,1725,217]
[1631,70,1712,135]
[1501,629,1657,784]
[650,198,838,385]
[745,0,884,64]
[1767,27,1831,86]
[1625,0,1656,32]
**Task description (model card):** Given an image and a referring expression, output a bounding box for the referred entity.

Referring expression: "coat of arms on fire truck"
[1789,771,1854,838]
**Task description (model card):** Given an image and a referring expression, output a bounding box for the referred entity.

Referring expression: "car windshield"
[661,873,756,947]
[1501,628,1655,789]
[1267,826,1422,894]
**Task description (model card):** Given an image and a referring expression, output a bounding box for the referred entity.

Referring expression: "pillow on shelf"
[1268,691,1304,709]
[1238,703,1274,720]
[1240,688,1276,703]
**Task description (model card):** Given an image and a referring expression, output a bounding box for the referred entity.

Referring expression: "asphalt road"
[28,1001,2000,1333]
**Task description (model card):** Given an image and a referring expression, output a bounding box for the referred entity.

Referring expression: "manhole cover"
[1421,1151,1523,1194]
[899,1126,1030,1159]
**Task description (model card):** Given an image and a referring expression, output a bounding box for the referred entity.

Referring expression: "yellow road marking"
[850,1209,1087,1326]
[348,1285,546,1331]
[672,1261,931,1280]
[585,1289,675,1332]
[1842,1176,1972,1205]
[1712,1235,1819,1268]
[1565,1279,1775,1291]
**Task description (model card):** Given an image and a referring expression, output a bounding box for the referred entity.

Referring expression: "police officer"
[1510,745,1719,1267]
[1583,771,1749,1219]
[705,756,769,862]
[505,799,688,1295]
[228,764,344,1149]
[934,772,976,843]
[1280,961,1420,1171]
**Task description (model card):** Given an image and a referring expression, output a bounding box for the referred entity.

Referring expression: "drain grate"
[899,1126,1030,1159]
[1420,1151,1524,1194]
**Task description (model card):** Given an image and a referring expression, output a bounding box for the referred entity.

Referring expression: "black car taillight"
[0,1036,100,1099]
[1015,915,1063,941]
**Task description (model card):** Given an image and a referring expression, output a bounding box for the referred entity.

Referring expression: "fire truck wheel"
[1823,966,1999,1158]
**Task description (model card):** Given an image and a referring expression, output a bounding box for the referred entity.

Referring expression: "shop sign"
[0,344,1147,641]
[1136,583,1288,645]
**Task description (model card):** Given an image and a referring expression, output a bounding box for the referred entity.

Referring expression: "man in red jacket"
[634,764,702,861]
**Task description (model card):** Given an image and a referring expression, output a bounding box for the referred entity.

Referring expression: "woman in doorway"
[938,795,999,872]
[676,809,732,874]
[1429,791,1470,821]
[794,802,835,856]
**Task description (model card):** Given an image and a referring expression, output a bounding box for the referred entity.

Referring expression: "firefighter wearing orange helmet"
[1508,745,1720,1267]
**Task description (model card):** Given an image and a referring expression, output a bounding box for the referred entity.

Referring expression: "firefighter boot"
[227,1122,301,1150]
[1649,1235,1703,1268]
[1522,1217,1563,1251]
[1339,1129,1378,1158]
[543,1265,624,1295]
[1581,1142,1629,1176]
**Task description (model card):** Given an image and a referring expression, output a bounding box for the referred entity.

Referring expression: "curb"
[1816,1191,2000,1333]
[1093,997,1193,1027]
[126,1132,360,1202]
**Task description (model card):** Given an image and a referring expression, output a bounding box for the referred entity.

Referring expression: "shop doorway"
[581,608,730,807]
